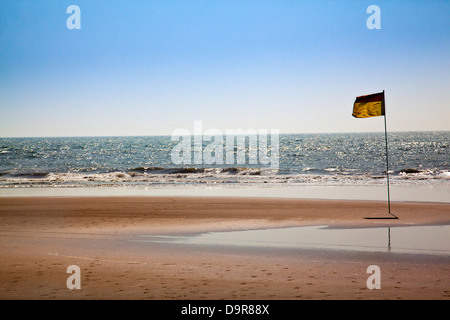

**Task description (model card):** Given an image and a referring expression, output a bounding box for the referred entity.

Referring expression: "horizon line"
[1,129,448,139]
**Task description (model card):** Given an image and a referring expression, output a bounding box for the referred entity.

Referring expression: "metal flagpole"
[383,91,391,214]
[383,91,399,218]
[365,90,398,219]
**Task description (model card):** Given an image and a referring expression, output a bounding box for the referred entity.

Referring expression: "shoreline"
[1,184,449,203]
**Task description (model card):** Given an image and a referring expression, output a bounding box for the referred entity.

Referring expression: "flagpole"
[383,91,397,218]
[383,110,391,214]
[355,90,398,219]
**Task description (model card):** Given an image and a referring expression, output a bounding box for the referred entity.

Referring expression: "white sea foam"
[1,169,449,189]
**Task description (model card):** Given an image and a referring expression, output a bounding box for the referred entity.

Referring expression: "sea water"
[0,131,448,189]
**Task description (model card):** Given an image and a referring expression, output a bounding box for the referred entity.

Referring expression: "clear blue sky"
[1,0,449,137]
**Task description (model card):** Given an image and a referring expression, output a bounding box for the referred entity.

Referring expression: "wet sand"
[0,196,449,300]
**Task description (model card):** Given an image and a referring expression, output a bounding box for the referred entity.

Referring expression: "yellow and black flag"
[352,91,385,118]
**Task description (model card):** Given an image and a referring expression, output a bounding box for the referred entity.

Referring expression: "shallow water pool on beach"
[134,225,450,256]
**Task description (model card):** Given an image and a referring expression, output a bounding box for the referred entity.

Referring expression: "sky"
[0,0,449,137]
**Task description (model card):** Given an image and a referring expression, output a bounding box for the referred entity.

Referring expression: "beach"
[0,195,449,300]
[2,0,450,305]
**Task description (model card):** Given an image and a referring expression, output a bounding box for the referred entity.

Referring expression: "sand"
[0,196,449,300]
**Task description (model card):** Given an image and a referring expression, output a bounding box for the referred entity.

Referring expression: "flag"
[352,91,385,118]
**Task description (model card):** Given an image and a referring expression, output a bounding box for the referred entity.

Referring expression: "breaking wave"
[0,167,448,188]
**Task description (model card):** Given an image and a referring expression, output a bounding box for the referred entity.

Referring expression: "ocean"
[0,131,448,189]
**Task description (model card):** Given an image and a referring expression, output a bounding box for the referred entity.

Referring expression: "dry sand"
[0,196,449,300]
